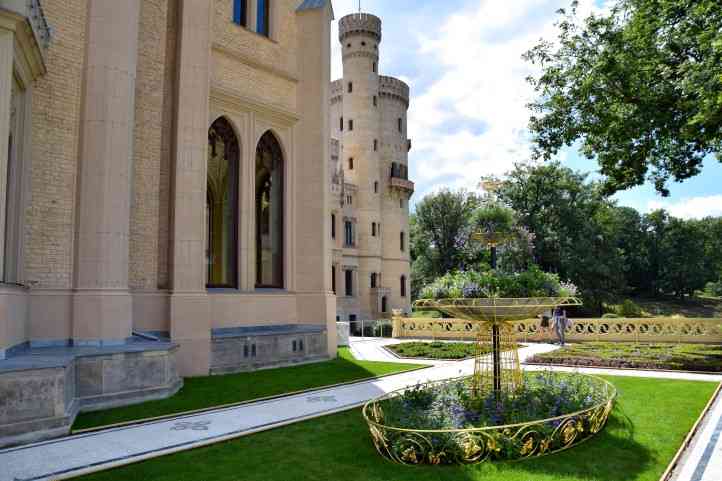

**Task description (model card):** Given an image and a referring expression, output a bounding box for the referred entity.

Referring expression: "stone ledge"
[0,343,181,448]
[212,324,326,339]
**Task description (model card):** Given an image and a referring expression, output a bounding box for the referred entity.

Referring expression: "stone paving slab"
[1,340,719,481]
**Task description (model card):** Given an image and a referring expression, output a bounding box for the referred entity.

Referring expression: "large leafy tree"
[410,189,483,296]
[524,0,722,195]
[659,217,708,298]
[497,162,626,313]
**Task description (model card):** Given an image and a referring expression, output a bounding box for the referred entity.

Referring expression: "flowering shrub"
[382,371,607,430]
[365,372,615,465]
[419,267,579,299]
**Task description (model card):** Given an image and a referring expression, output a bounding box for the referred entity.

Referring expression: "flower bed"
[528,342,722,372]
[419,267,578,300]
[363,372,615,465]
[387,342,480,360]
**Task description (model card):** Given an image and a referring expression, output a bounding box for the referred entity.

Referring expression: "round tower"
[331,12,413,321]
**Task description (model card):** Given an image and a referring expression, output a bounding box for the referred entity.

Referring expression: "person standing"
[552,307,571,346]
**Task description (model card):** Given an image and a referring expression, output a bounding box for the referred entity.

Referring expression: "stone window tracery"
[255,131,284,288]
[207,118,240,288]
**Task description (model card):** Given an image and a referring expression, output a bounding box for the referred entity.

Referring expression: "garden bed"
[527,342,722,372]
[386,341,478,359]
[364,372,615,465]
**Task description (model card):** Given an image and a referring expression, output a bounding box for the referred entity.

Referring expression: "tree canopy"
[410,164,722,313]
[524,0,722,195]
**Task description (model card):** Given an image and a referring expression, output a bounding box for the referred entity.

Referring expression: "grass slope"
[79,376,718,481]
[529,342,722,372]
[72,348,423,431]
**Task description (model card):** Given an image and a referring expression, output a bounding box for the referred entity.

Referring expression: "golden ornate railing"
[393,315,722,344]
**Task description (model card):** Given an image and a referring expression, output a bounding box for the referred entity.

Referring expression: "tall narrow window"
[257,0,270,37]
[372,62,377,73]
[331,213,336,239]
[348,157,354,170]
[345,270,353,296]
[348,82,353,93]
[373,96,377,107]
[372,222,377,237]
[374,181,378,193]
[349,119,354,131]
[381,296,388,313]
[233,0,247,26]
[373,139,378,151]
[207,118,240,288]
[344,221,354,247]
[332,266,336,294]
[256,131,284,288]
[340,117,343,131]
[398,118,403,132]
[400,231,406,252]
[401,275,407,298]
[371,273,377,289]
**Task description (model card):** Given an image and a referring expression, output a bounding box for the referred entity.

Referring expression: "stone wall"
[25,0,88,289]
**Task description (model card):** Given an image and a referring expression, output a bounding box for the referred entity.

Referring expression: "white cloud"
[647,196,722,219]
[407,0,607,196]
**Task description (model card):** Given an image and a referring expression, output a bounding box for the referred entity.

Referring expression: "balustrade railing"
[393,316,722,344]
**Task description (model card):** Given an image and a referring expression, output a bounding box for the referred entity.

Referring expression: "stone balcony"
[390,177,415,194]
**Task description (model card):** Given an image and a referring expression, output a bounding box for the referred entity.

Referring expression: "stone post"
[392,309,403,338]
[73,0,141,345]
[169,0,213,376]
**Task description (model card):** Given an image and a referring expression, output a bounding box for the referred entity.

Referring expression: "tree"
[612,206,650,293]
[411,189,483,295]
[658,217,708,298]
[524,0,722,195]
[497,162,626,313]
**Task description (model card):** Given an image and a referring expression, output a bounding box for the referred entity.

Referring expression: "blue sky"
[329,0,722,219]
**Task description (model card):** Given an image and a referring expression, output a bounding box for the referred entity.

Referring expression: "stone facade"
[329,13,413,324]
[0,0,336,383]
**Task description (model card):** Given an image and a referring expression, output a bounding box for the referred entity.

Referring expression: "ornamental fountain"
[361,185,616,465]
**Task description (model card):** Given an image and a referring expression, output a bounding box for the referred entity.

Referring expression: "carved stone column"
[169,0,213,376]
[73,0,141,345]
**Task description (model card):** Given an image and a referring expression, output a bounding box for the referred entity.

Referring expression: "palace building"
[329,13,414,324]
[0,0,337,446]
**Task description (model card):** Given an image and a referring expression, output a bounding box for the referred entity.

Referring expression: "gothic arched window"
[207,118,239,288]
[256,131,284,288]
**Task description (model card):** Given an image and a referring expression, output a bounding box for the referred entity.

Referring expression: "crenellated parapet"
[379,76,410,108]
[338,13,382,43]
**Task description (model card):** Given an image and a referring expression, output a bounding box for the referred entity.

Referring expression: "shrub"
[602,313,619,318]
[704,280,722,297]
[419,267,578,300]
[617,299,643,318]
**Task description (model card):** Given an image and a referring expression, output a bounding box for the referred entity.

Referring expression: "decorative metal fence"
[349,319,394,338]
[393,316,722,344]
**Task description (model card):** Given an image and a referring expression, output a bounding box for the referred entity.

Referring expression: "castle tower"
[330,12,414,324]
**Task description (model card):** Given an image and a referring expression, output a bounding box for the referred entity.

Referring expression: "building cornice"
[210,85,300,126]
[212,43,299,84]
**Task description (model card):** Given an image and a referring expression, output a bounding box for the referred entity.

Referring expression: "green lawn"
[528,342,722,372]
[78,376,718,481]
[387,341,478,359]
[72,348,424,431]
